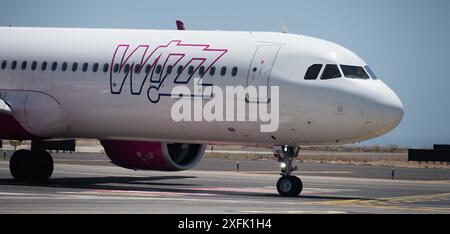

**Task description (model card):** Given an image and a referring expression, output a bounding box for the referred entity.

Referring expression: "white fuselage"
[0,27,404,146]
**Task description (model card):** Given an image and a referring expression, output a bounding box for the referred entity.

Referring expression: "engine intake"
[100,140,205,171]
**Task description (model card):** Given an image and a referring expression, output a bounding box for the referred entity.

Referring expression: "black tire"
[31,150,53,182]
[9,150,33,182]
[9,149,53,183]
[277,175,303,197]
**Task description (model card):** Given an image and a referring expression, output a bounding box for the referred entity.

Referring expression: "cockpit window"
[364,66,378,80]
[321,64,341,80]
[304,64,322,80]
[340,65,370,79]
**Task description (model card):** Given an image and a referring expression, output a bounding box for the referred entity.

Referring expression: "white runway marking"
[76,189,216,197]
[189,187,275,193]
[0,192,41,196]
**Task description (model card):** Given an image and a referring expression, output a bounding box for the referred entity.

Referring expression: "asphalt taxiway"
[0,152,449,214]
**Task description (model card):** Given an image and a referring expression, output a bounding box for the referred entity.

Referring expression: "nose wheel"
[273,145,302,197]
[277,175,303,197]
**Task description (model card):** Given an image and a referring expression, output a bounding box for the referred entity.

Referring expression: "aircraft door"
[246,46,281,103]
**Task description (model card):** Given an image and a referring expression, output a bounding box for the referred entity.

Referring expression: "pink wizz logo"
[110,40,228,103]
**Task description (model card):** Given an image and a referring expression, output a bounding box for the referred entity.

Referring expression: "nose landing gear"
[273,146,303,197]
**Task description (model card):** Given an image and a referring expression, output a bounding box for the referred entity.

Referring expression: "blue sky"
[0,0,449,147]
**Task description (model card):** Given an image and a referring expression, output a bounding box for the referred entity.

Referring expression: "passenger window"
[62,62,68,72]
[113,63,119,73]
[103,63,109,73]
[231,67,238,77]
[177,65,183,74]
[220,67,227,76]
[11,61,17,70]
[41,61,47,71]
[51,62,58,71]
[304,64,322,80]
[82,63,88,72]
[1,60,7,70]
[72,63,78,72]
[145,64,152,73]
[92,63,99,72]
[209,66,216,76]
[167,65,173,74]
[188,66,194,75]
[21,61,27,70]
[124,64,130,73]
[199,66,205,76]
[340,65,369,79]
[31,61,37,71]
[320,64,341,80]
[156,65,162,74]
[134,64,140,73]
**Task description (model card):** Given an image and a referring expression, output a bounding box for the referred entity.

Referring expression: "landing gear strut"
[9,149,53,183]
[273,146,303,197]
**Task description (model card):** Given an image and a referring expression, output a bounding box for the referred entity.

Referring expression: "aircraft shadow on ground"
[0,175,370,201]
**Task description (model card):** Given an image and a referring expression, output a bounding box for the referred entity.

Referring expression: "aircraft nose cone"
[363,86,404,136]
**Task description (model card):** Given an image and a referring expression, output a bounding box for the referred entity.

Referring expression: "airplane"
[0,21,404,197]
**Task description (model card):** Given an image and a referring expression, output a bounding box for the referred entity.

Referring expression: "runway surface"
[0,152,449,214]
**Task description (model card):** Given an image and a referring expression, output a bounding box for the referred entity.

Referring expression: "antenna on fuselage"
[176,20,186,30]
[281,23,289,34]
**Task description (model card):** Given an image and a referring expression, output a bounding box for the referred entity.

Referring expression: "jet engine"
[100,140,205,171]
